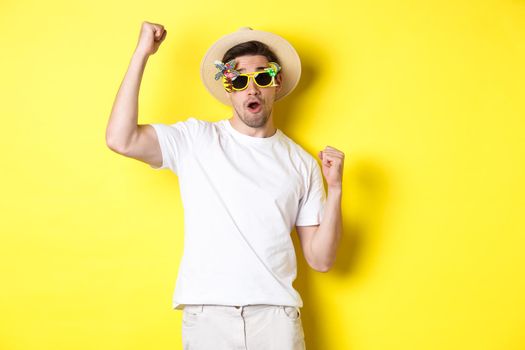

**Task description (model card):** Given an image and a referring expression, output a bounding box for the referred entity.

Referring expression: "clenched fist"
[135,21,167,57]
[318,146,345,190]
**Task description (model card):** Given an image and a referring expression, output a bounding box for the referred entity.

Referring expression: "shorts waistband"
[182,304,300,317]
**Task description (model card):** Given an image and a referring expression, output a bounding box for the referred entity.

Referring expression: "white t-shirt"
[149,117,326,310]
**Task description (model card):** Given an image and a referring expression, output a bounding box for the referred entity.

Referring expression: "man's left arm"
[296,146,344,272]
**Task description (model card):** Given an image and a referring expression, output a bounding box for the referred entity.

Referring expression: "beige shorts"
[181,304,306,350]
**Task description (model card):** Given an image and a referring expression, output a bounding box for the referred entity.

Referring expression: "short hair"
[222,40,280,66]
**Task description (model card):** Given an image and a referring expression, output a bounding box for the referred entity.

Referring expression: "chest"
[192,137,306,211]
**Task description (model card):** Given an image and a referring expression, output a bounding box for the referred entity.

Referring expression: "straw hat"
[200,27,302,106]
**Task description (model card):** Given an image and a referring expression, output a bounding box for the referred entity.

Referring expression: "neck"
[228,115,277,138]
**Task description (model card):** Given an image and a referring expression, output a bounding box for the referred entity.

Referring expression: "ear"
[224,89,231,101]
[275,73,283,92]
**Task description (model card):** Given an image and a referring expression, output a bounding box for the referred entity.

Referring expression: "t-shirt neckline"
[222,119,281,144]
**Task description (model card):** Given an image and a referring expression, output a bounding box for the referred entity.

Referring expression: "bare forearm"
[311,186,342,271]
[105,50,149,152]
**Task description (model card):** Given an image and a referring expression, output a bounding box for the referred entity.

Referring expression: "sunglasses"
[223,71,279,91]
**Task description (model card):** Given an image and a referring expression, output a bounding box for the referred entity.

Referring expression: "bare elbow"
[106,131,119,152]
[106,138,124,154]
[311,262,332,273]
[317,266,332,273]
[106,133,128,155]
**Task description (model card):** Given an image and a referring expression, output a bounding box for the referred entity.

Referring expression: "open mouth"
[247,101,262,113]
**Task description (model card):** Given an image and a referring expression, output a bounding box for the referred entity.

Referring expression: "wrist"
[327,185,342,195]
[132,49,150,61]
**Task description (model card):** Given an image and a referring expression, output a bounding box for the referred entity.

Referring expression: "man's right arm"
[105,21,167,168]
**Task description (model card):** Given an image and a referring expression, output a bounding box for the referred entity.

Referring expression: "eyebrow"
[237,66,267,72]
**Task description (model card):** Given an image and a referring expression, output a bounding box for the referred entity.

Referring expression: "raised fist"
[135,21,167,57]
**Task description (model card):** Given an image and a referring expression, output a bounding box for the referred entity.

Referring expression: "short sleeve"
[149,117,200,174]
[295,159,326,226]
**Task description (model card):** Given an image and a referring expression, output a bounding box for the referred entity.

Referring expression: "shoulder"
[170,116,209,129]
[278,130,318,167]
[162,117,215,136]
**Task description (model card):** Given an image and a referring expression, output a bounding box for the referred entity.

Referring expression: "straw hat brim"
[200,27,301,106]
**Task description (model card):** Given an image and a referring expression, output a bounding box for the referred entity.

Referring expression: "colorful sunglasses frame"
[213,59,281,93]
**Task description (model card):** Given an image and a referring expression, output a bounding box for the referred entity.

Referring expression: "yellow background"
[1,0,524,349]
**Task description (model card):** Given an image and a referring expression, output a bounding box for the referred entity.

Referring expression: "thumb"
[318,150,323,160]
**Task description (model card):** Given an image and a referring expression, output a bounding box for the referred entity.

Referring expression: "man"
[106,21,344,350]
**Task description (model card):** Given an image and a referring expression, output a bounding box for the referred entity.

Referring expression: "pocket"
[282,305,301,321]
[182,304,204,328]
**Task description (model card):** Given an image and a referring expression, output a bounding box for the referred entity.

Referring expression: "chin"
[242,114,268,128]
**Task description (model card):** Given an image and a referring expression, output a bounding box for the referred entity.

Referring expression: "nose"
[246,76,261,95]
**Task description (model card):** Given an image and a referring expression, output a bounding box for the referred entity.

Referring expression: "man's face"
[225,54,282,129]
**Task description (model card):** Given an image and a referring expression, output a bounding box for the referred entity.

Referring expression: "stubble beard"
[235,105,272,129]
